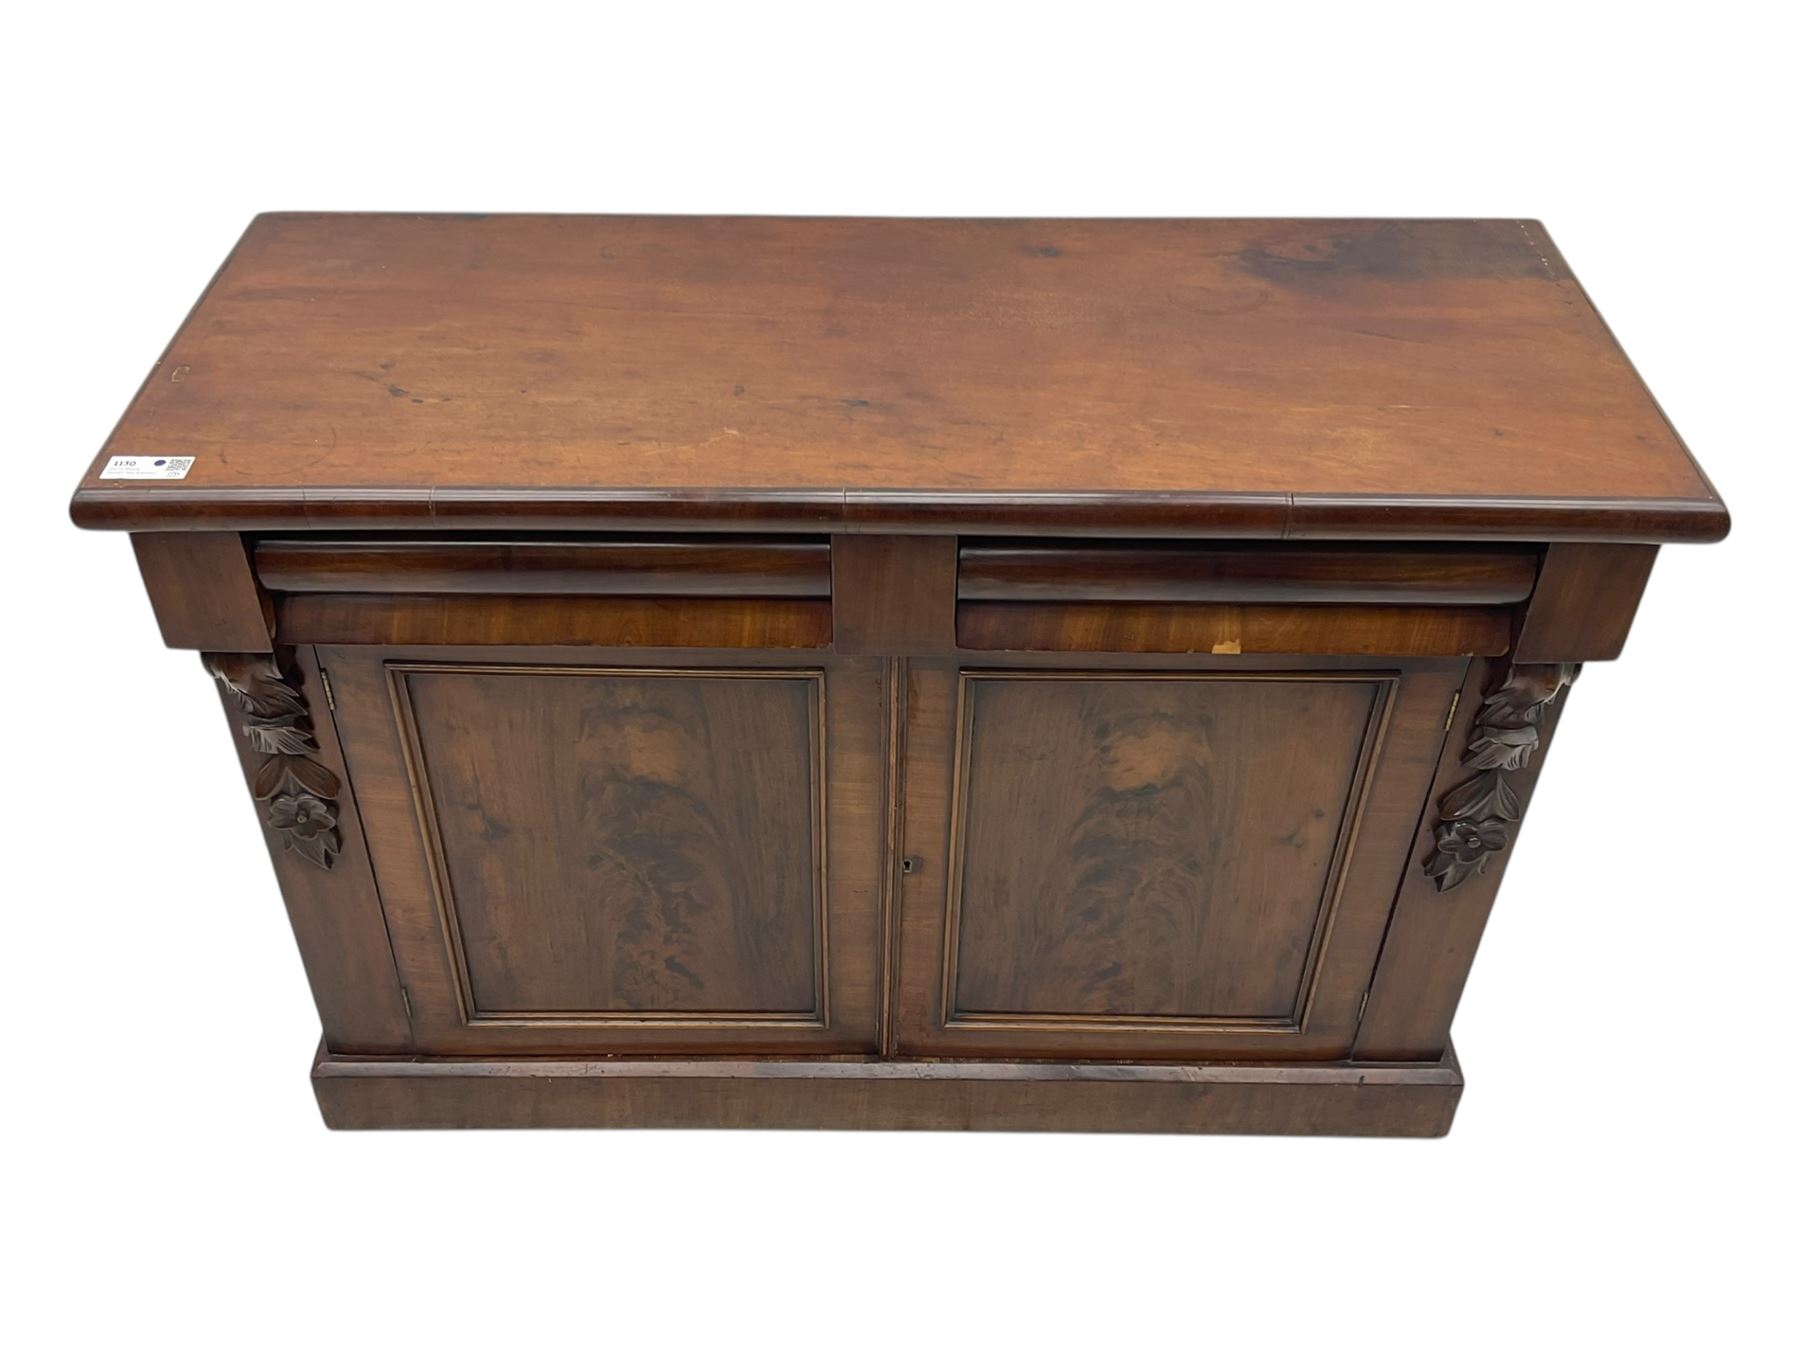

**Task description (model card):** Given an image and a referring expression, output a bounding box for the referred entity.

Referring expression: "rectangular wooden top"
[72,214,1726,542]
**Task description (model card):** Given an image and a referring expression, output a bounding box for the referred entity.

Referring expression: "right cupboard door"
[892,660,1466,1060]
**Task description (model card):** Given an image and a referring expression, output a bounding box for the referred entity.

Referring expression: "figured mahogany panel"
[389,665,825,1021]
[324,647,884,1055]
[947,673,1383,1025]
[892,659,1465,1061]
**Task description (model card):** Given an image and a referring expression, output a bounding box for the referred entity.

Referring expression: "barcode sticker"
[100,455,195,480]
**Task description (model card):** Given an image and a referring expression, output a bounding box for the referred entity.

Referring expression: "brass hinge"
[318,667,336,712]
[1443,690,1461,730]
[1356,990,1369,1023]
[399,986,412,1021]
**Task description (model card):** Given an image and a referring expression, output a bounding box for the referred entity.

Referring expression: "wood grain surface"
[313,1044,1463,1135]
[891,660,1466,1060]
[395,665,823,1016]
[949,673,1378,1020]
[957,540,1540,604]
[72,215,1726,541]
[275,594,831,648]
[957,601,1510,656]
[254,535,831,595]
[322,648,886,1056]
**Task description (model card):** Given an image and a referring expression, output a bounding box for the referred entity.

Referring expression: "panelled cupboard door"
[323,647,885,1055]
[893,661,1466,1060]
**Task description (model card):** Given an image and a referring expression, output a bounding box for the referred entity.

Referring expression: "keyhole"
[900,857,918,874]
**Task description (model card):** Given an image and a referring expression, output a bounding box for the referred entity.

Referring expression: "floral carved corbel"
[1424,662,1579,892]
[204,652,342,870]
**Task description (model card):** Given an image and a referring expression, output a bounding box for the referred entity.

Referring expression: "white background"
[4,4,1793,1345]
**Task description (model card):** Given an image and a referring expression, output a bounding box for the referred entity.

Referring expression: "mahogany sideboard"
[71,215,1728,1134]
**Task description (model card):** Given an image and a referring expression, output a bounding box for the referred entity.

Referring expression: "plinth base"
[312,1044,1462,1136]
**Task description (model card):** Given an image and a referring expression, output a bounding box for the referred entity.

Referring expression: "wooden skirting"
[312,1045,1463,1135]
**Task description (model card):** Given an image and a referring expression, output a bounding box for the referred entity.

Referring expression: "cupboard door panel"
[326,648,884,1054]
[952,674,1376,1019]
[400,666,822,1017]
[895,662,1463,1060]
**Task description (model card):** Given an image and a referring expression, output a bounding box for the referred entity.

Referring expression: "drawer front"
[955,539,1536,657]
[256,535,832,596]
[958,541,1539,605]
[258,534,833,649]
[254,533,1535,657]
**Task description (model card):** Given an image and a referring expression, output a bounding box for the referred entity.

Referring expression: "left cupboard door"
[321,648,887,1055]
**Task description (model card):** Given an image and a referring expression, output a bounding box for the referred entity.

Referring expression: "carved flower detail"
[1432,820,1504,860]
[1428,817,1507,873]
[268,791,337,840]
[264,785,342,869]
